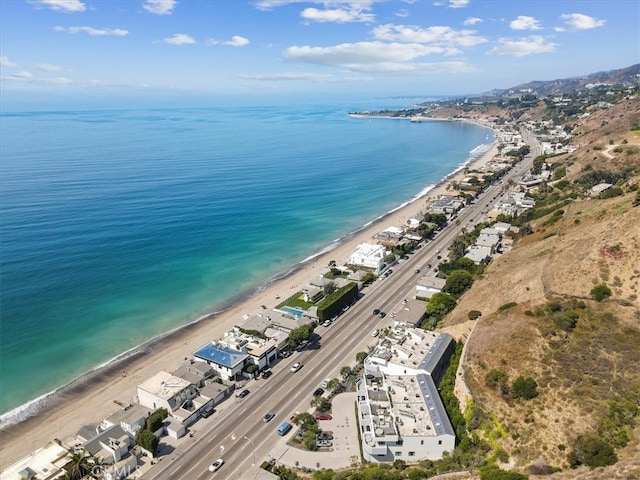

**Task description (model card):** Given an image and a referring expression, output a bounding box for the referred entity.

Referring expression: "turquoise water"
[279,307,306,318]
[0,102,492,422]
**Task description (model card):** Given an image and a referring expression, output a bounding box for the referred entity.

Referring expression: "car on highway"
[208,459,224,472]
[237,389,250,398]
[378,311,386,318]
[263,412,276,423]
[261,369,272,379]
[290,362,302,372]
[372,309,380,315]
[322,319,332,327]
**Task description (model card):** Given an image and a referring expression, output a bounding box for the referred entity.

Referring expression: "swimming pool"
[280,306,305,318]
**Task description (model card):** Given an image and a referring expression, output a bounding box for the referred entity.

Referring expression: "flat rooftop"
[193,342,247,368]
[138,371,192,400]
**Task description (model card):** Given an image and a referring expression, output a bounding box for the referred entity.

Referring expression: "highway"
[141,130,541,479]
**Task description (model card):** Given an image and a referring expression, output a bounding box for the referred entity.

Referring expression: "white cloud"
[254,0,379,11]
[163,33,196,45]
[207,36,250,47]
[372,24,487,49]
[30,0,86,13]
[395,9,409,18]
[12,71,33,79]
[510,15,542,31]
[487,35,557,57]
[560,13,605,30]
[282,41,475,74]
[1,56,18,67]
[301,7,375,23]
[448,0,469,8]
[37,63,64,72]
[464,17,483,26]
[143,0,177,15]
[54,26,129,36]
[237,72,332,81]
[223,36,250,47]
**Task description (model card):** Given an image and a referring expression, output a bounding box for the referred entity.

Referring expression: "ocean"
[0,101,492,425]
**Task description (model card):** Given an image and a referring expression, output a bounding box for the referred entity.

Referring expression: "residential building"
[136,371,200,425]
[357,327,456,463]
[347,243,386,272]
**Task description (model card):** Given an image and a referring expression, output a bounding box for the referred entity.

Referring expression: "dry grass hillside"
[438,97,640,478]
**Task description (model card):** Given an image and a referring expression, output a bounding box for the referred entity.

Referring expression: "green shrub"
[498,302,517,312]
[468,310,482,320]
[512,376,538,400]
[590,284,612,302]
[568,434,618,468]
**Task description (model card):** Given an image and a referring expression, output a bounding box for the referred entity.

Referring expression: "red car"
[315,413,332,421]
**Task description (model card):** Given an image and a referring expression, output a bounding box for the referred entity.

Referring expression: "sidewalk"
[269,392,361,473]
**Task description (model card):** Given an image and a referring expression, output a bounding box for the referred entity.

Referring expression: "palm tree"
[66,449,92,480]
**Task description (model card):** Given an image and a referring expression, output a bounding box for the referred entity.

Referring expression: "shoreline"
[0,124,499,470]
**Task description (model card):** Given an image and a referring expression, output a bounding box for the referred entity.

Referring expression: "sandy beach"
[0,129,499,471]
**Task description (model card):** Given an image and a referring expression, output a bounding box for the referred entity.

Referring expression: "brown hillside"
[441,191,640,478]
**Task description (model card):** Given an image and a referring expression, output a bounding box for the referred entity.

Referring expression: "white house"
[136,371,200,425]
[347,243,386,272]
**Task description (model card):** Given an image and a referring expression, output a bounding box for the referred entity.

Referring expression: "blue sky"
[0,0,638,105]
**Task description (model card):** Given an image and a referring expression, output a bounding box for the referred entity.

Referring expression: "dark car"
[201,408,215,418]
[373,309,380,315]
[313,388,324,396]
[237,389,250,398]
[261,370,272,379]
[262,412,276,423]
[378,312,386,318]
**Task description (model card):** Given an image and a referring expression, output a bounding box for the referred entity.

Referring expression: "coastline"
[0,128,499,470]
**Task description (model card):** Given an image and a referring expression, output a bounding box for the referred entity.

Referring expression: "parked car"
[261,370,272,379]
[316,439,333,448]
[263,412,276,423]
[209,459,224,472]
[315,413,332,421]
[201,407,215,418]
[313,388,325,397]
[290,362,302,372]
[322,319,331,327]
[371,329,379,337]
[281,349,291,358]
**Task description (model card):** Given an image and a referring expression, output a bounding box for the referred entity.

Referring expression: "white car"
[209,459,224,472]
[371,329,379,337]
[290,362,302,372]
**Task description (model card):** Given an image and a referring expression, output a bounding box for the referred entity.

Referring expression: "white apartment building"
[357,327,456,463]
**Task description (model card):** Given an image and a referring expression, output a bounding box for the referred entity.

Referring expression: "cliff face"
[439,96,640,477]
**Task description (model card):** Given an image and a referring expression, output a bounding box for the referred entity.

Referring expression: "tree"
[340,366,352,378]
[65,449,92,480]
[135,428,159,457]
[443,270,474,297]
[326,378,342,393]
[294,412,315,428]
[288,323,315,348]
[590,284,612,302]
[426,292,457,320]
[311,396,331,413]
[355,351,368,364]
[323,280,337,296]
[568,434,618,468]
[468,310,482,320]
[511,375,538,400]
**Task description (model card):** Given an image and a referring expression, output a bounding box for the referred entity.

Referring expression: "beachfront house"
[136,371,200,426]
[193,341,248,381]
[0,441,72,480]
[347,243,386,273]
[357,328,456,463]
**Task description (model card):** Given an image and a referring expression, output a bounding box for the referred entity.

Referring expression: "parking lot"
[269,392,360,472]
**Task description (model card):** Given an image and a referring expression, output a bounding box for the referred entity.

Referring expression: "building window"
[408,451,415,457]
[421,440,424,445]
[396,440,403,446]
[438,440,442,445]
[395,451,402,456]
